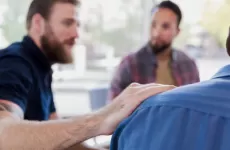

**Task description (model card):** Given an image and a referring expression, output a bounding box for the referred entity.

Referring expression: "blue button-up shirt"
[111,64,230,150]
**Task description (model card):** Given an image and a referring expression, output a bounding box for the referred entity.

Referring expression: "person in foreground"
[0,0,175,150]
[110,29,230,150]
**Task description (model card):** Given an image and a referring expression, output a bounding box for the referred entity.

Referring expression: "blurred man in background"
[109,1,199,100]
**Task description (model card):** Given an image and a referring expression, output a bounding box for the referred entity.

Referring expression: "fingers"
[129,82,140,87]
[118,85,175,118]
[127,83,159,92]
[119,82,175,105]
[129,82,162,87]
[127,82,174,93]
[135,85,175,103]
[121,82,175,96]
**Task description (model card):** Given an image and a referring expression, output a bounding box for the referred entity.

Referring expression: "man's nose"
[72,27,79,39]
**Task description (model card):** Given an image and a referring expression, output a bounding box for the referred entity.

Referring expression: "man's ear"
[31,13,45,35]
[175,27,180,37]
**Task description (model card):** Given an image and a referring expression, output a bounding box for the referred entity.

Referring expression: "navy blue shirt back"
[0,36,56,121]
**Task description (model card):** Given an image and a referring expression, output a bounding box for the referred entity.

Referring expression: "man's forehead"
[151,8,176,16]
[151,8,177,22]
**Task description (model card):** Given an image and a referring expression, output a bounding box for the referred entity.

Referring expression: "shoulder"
[0,44,34,81]
[173,49,196,63]
[0,57,34,86]
[120,52,136,63]
[0,42,24,56]
[0,42,32,68]
[138,82,202,110]
[137,79,230,117]
[120,45,148,64]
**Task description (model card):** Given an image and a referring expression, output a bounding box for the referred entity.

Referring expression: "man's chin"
[63,58,73,64]
[56,56,73,64]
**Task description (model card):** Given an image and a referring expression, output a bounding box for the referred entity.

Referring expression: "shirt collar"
[212,65,230,79]
[22,35,51,72]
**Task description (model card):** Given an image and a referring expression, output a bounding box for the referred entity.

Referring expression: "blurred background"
[0,0,230,120]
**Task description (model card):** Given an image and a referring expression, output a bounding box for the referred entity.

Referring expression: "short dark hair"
[152,0,182,26]
[26,0,80,30]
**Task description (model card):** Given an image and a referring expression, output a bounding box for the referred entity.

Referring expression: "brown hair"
[152,1,182,27]
[26,0,80,30]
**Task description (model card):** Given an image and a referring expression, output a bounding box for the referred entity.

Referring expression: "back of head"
[153,0,182,26]
[26,0,79,30]
[226,29,230,56]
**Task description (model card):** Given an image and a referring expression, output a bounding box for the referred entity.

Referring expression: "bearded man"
[109,1,199,100]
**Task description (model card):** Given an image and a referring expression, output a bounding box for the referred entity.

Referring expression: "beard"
[40,25,75,64]
[150,41,171,55]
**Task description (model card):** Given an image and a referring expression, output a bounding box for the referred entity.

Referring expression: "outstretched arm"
[0,100,103,150]
[0,83,174,150]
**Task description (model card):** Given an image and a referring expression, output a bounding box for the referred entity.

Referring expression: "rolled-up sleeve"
[0,56,33,112]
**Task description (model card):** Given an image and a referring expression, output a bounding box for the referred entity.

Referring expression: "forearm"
[0,114,102,150]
